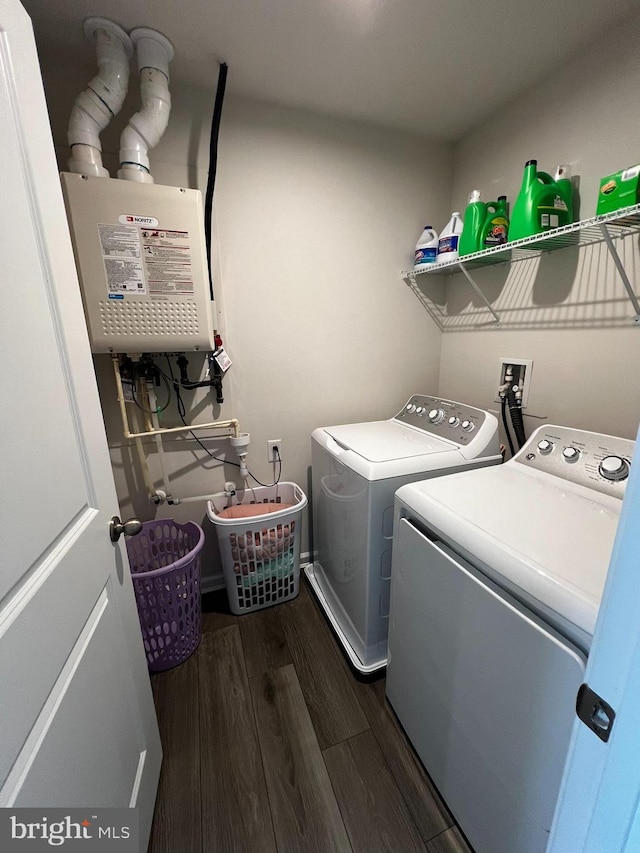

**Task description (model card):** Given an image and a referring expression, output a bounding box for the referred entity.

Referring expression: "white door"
[548,424,640,852]
[0,0,161,843]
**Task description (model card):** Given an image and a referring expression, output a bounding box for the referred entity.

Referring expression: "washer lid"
[395,464,622,640]
[323,420,454,462]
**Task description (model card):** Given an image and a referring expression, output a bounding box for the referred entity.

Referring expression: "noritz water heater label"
[98,223,146,294]
[98,223,142,259]
[141,228,195,295]
[97,224,195,296]
[118,213,158,227]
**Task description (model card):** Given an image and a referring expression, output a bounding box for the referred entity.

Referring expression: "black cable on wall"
[506,390,527,450]
[204,62,228,302]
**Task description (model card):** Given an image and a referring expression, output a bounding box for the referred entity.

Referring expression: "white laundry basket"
[207,482,307,615]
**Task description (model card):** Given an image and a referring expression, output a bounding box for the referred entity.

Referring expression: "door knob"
[110,515,143,542]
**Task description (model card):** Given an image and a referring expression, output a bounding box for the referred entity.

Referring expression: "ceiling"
[21,0,639,141]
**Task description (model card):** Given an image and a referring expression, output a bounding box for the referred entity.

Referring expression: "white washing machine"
[305,394,501,674]
[386,424,634,853]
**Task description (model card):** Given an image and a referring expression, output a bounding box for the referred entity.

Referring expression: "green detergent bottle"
[482,195,509,247]
[509,160,573,242]
[458,190,486,256]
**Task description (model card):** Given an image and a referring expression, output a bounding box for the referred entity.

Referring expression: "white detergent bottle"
[437,212,463,262]
[414,225,438,269]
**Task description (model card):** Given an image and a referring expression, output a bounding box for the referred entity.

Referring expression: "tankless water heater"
[61,173,214,353]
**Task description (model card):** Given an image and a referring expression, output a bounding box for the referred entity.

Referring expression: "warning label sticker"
[104,257,145,293]
[98,223,142,259]
[141,229,194,294]
[98,223,145,294]
[97,224,195,296]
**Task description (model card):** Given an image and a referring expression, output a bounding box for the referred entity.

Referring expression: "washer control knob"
[599,456,630,482]
[562,446,580,463]
[448,416,460,428]
[461,420,475,432]
[537,439,554,455]
[406,403,416,413]
[428,408,445,424]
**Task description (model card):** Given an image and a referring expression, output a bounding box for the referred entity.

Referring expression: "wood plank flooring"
[148,580,473,853]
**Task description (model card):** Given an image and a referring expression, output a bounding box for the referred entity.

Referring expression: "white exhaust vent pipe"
[67,17,132,178]
[118,28,174,183]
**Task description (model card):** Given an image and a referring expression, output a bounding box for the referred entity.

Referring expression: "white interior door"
[0,0,161,842]
[549,424,640,852]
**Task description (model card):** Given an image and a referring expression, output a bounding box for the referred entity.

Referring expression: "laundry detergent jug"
[482,195,509,247]
[458,191,486,257]
[509,159,573,242]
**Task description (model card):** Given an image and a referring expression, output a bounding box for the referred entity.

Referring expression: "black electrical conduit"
[204,62,228,302]
[506,389,527,450]
[500,388,528,458]
[501,395,516,459]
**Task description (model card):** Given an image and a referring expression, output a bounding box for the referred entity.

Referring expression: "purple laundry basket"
[126,519,204,673]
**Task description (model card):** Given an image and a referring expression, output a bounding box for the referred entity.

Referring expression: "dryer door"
[386,518,586,853]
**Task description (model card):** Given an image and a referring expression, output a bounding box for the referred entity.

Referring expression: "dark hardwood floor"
[148,578,472,853]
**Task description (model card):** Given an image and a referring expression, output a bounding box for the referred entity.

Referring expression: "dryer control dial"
[537,439,554,455]
[448,416,460,428]
[461,420,475,433]
[428,408,445,424]
[599,456,630,482]
[406,403,416,414]
[562,446,580,463]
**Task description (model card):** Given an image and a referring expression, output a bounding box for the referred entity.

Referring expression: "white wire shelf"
[402,202,640,328]
[401,202,640,277]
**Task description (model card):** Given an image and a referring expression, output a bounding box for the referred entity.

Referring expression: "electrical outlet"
[498,357,533,408]
[267,439,282,462]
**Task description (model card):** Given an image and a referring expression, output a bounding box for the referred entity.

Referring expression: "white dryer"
[305,395,501,674]
[386,424,634,853]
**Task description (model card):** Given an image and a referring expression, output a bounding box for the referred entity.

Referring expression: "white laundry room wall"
[39,60,450,583]
[434,14,640,446]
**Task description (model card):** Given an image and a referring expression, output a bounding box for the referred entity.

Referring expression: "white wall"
[438,14,640,446]
[41,64,450,584]
[39,8,640,591]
